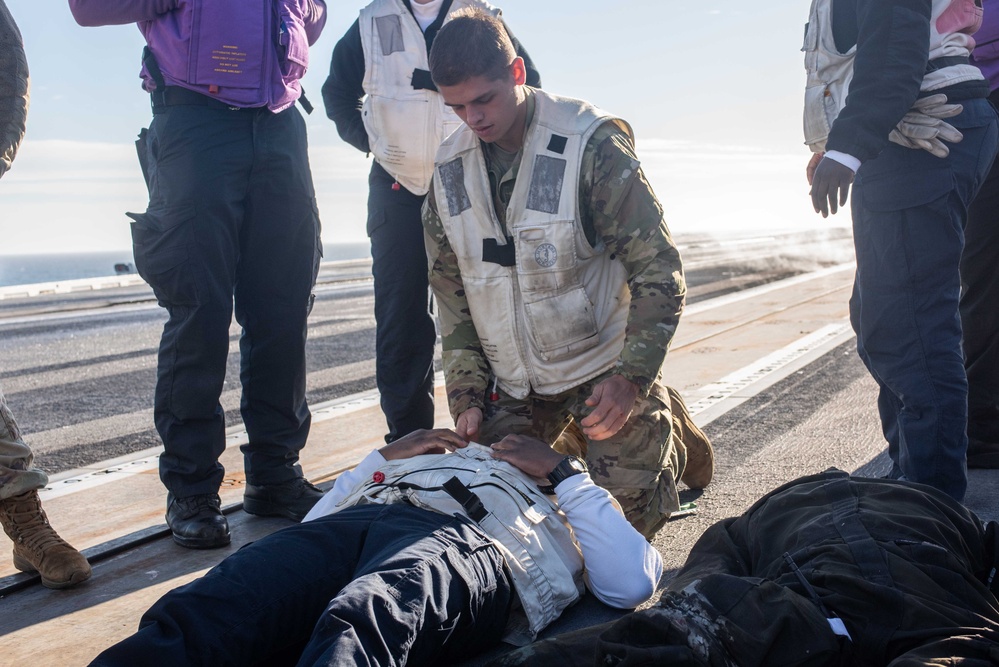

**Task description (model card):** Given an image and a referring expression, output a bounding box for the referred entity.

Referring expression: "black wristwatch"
[546,455,588,488]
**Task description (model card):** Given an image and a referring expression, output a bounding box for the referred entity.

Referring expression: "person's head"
[430,9,528,151]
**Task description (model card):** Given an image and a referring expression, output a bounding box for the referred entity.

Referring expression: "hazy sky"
[0,0,839,255]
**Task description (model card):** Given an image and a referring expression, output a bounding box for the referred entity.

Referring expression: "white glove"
[889,94,964,158]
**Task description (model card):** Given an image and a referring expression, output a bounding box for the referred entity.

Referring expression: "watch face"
[568,457,587,473]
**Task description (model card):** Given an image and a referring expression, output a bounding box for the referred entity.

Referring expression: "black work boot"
[243,477,323,521]
[166,493,230,549]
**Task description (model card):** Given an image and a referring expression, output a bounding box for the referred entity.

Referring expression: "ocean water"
[0,242,371,288]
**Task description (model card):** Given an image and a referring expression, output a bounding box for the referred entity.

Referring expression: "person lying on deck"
[494,469,999,667]
[90,429,662,667]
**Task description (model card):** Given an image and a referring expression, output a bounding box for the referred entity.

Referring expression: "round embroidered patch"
[372,471,385,483]
[535,243,557,267]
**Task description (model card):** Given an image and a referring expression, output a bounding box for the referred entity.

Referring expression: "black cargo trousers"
[130,96,322,498]
[366,161,436,443]
[962,87,999,458]
[494,471,999,666]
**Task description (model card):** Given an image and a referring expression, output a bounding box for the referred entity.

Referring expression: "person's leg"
[961,96,999,468]
[234,106,320,499]
[90,506,399,667]
[850,103,998,501]
[131,106,253,547]
[367,163,436,443]
[0,384,48,499]
[564,376,681,540]
[850,287,906,478]
[135,105,249,500]
[0,385,90,588]
[296,507,513,667]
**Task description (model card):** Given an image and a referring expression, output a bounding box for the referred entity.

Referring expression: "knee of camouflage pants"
[0,389,49,501]
[570,379,680,539]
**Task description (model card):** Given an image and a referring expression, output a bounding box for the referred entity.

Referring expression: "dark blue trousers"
[850,97,999,502]
[367,162,437,443]
[131,102,321,497]
[90,504,513,667]
[962,91,999,449]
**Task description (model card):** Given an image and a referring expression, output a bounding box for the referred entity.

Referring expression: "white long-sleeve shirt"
[305,448,663,609]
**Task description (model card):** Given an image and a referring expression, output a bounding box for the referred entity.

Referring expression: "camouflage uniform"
[0,0,29,177]
[424,92,688,538]
[0,4,46,499]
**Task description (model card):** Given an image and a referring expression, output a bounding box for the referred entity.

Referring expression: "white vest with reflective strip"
[359,0,499,195]
[330,445,585,645]
[433,90,632,398]
[803,0,984,152]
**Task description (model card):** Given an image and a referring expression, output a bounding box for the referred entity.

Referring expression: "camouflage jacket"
[424,92,686,419]
[0,0,29,178]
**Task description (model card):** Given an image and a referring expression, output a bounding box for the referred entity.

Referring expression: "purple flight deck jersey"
[973,0,999,91]
[68,0,326,112]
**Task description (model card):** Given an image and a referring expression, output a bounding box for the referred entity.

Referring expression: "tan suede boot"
[668,387,715,490]
[0,490,92,589]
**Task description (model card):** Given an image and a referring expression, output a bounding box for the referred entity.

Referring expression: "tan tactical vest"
[359,0,499,195]
[329,444,585,645]
[803,0,984,152]
[433,90,632,398]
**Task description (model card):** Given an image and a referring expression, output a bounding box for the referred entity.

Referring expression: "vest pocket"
[276,2,310,80]
[523,287,599,361]
[188,0,265,90]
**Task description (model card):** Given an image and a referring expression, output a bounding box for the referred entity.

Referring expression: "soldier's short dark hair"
[429,9,516,87]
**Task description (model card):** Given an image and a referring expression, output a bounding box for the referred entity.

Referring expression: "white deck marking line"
[37,375,417,501]
[687,322,855,426]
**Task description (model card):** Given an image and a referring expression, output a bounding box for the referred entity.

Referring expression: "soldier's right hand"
[379,428,468,460]
[455,407,483,441]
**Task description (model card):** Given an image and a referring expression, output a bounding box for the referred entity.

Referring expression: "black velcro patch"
[547,134,568,154]
[411,68,438,92]
[482,237,516,266]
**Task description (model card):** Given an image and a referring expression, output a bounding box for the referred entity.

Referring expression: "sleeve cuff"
[823,150,861,173]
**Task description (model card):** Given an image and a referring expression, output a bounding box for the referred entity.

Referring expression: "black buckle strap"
[153,86,249,112]
[442,477,488,522]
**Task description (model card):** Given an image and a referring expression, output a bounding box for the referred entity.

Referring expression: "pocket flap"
[126,204,197,232]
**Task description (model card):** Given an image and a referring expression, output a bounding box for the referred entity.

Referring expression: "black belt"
[151,86,262,113]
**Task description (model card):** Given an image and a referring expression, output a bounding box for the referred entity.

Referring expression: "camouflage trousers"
[478,371,683,539]
[0,385,48,501]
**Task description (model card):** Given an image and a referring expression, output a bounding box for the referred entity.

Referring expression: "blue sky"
[0,0,838,255]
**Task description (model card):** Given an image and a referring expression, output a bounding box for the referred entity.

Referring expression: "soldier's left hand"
[809,156,854,217]
[581,375,639,440]
[490,434,564,478]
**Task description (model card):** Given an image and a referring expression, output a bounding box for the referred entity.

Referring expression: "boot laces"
[2,493,69,554]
